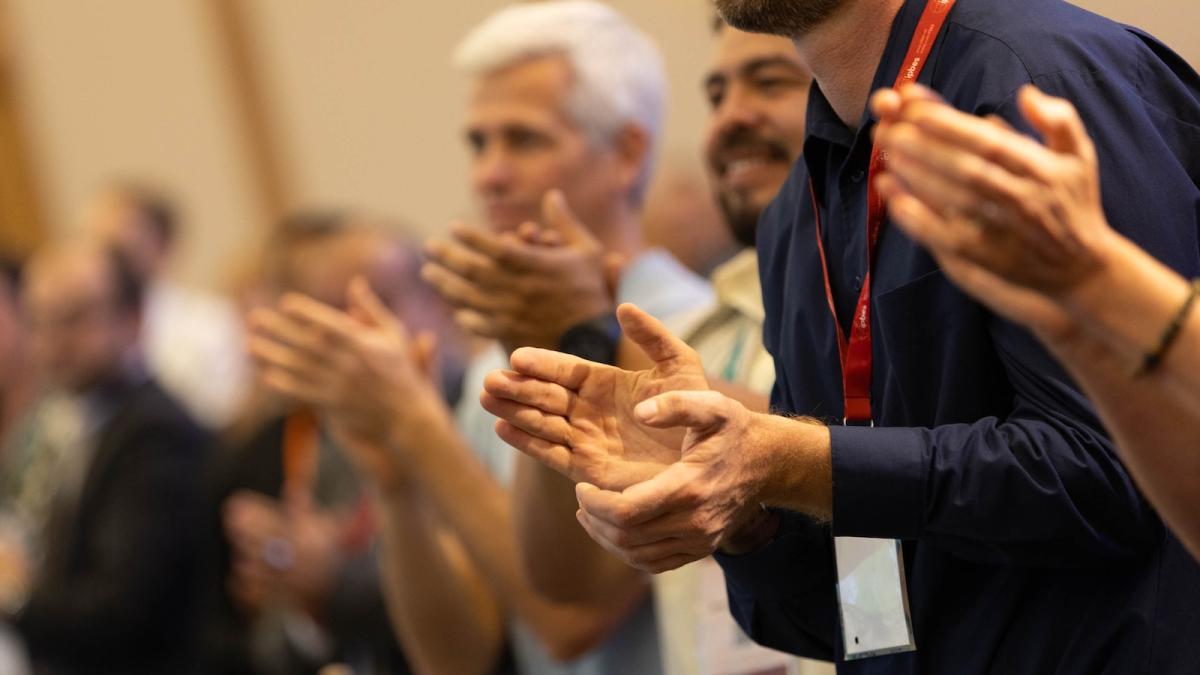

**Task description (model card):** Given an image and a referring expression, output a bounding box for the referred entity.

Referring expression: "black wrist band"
[1134,278,1200,378]
[558,312,621,365]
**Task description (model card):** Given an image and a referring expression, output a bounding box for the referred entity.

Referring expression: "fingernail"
[634,399,658,422]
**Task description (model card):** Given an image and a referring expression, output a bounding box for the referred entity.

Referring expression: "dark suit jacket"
[16,379,209,674]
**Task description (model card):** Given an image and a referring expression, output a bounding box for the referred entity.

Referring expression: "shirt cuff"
[714,511,832,602]
[829,425,927,540]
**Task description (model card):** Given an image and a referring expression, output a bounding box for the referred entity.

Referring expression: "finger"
[616,303,701,369]
[576,510,711,571]
[477,393,573,445]
[869,88,902,123]
[900,100,1054,181]
[454,308,505,339]
[247,335,323,380]
[414,331,439,380]
[279,294,358,344]
[576,504,709,549]
[509,347,596,391]
[422,263,502,313]
[493,419,573,476]
[576,470,682,528]
[895,82,944,105]
[451,222,536,272]
[886,186,977,256]
[482,369,576,416]
[603,254,626,297]
[249,308,328,358]
[541,190,598,247]
[1018,85,1097,164]
[882,143,982,218]
[348,276,410,340]
[633,389,738,431]
[424,237,505,287]
[261,367,334,408]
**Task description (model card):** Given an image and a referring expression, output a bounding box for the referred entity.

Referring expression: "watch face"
[559,317,619,365]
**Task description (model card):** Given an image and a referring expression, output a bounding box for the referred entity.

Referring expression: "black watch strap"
[557,312,621,365]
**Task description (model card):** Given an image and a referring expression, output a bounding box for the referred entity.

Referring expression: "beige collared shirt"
[654,249,834,675]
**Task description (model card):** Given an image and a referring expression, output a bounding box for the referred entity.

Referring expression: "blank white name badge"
[834,537,917,660]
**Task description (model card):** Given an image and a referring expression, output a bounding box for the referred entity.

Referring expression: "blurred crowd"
[0,0,1199,674]
[0,4,820,674]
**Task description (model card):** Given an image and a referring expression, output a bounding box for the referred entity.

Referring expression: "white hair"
[453,0,667,203]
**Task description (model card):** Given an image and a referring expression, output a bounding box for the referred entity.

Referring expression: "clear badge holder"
[834,536,917,660]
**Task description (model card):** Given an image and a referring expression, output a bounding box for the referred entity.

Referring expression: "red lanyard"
[810,0,957,424]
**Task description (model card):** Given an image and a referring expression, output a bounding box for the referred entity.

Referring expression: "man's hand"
[870,84,1119,342]
[248,277,449,489]
[481,303,708,490]
[572,391,831,574]
[423,190,617,352]
[223,489,347,617]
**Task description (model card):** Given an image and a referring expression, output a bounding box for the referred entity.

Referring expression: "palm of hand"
[331,326,436,442]
[562,361,708,491]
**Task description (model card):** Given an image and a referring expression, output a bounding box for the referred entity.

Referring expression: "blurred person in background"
[83,182,249,430]
[205,212,462,675]
[0,242,208,674]
[640,159,737,279]
[250,3,712,674]
[871,83,1200,560]
[473,15,824,675]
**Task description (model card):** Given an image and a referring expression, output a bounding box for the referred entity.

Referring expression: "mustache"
[713,128,792,167]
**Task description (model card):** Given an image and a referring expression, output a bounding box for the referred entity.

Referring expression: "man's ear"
[612,123,651,200]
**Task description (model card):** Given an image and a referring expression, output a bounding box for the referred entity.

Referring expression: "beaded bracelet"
[1134,278,1200,378]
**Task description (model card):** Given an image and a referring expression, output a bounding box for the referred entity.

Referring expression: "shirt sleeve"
[830,324,1163,566]
[714,512,840,660]
[831,52,1200,567]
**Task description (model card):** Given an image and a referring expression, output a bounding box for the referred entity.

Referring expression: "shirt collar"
[710,248,765,323]
[803,0,930,152]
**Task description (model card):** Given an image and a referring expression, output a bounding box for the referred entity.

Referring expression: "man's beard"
[714,0,847,38]
[717,189,762,248]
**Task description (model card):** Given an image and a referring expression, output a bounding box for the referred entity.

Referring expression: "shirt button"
[853,275,864,292]
[851,170,866,183]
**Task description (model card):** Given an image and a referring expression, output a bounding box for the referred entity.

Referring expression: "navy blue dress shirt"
[715,0,1200,673]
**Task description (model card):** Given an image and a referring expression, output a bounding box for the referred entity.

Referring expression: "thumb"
[1018,85,1094,161]
[616,303,700,368]
[282,483,314,520]
[634,389,739,432]
[541,190,597,246]
[603,253,627,298]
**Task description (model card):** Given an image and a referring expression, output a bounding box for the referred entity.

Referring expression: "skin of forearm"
[389,406,648,661]
[1064,233,1200,398]
[375,488,504,675]
[512,454,648,604]
[747,413,835,520]
[1043,321,1200,560]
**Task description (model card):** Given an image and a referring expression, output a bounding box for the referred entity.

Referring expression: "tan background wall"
[3,0,1196,290]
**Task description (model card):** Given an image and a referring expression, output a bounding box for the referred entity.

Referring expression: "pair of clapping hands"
[245,191,623,490]
[482,84,1118,574]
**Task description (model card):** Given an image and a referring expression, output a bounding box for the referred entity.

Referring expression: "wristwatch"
[557,312,621,365]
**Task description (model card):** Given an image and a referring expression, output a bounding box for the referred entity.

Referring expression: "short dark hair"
[104,246,145,314]
[110,181,177,249]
